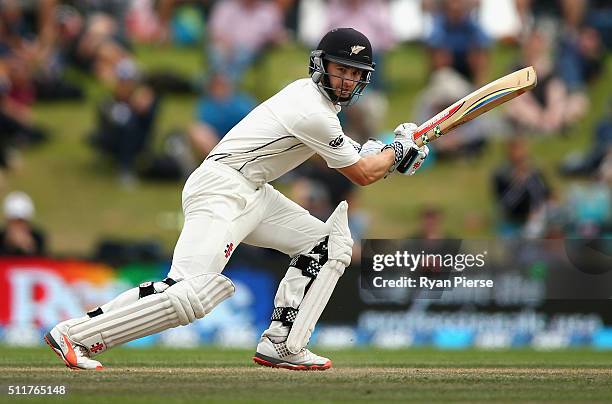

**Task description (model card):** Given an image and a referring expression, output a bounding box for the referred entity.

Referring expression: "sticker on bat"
[434,125,442,138]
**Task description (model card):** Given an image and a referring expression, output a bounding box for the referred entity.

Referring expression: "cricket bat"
[397,66,537,173]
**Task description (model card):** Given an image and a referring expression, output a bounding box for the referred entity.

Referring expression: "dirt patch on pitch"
[2,366,610,376]
[340,367,612,376]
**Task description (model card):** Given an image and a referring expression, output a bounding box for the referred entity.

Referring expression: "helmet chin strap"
[314,75,337,104]
[319,86,359,107]
[319,75,356,106]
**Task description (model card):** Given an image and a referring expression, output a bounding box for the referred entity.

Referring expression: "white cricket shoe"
[44,321,104,371]
[253,336,332,371]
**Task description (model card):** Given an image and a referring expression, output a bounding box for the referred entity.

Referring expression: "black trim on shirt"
[244,136,296,153]
[206,136,298,163]
[237,143,304,172]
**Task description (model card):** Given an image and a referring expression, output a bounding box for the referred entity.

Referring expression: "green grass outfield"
[0,347,611,403]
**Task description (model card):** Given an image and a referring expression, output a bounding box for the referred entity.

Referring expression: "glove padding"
[397,143,429,176]
[359,138,385,158]
[383,123,429,176]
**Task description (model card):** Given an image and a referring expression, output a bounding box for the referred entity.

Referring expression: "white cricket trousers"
[167,160,330,337]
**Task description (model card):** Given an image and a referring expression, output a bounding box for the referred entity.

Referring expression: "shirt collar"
[308,78,341,114]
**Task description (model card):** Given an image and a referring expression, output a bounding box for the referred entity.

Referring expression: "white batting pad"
[286,201,353,354]
[67,273,235,355]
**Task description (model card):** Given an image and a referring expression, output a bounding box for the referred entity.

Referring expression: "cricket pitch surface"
[1,347,611,402]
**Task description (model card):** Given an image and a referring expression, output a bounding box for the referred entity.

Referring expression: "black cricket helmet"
[309,27,375,106]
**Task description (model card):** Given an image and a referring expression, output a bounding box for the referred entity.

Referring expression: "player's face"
[326,62,364,99]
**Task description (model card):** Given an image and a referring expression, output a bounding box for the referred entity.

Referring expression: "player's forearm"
[355,149,395,186]
[370,148,396,177]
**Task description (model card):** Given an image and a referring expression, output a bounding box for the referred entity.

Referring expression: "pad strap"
[138,282,156,298]
[138,277,177,298]
[291,236,328,281]
[271,307,299,326]
[290,255,322,279]
[87,307,103,318]
[311,236,329,257]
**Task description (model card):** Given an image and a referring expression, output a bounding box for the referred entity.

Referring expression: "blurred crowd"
[0,0,610,259]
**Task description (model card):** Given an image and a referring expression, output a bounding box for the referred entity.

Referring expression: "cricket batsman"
[44,28,429,371]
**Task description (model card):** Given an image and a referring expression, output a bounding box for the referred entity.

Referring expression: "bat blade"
[412,66,537,147]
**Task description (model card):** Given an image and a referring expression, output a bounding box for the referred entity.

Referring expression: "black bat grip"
[396,148,420,174]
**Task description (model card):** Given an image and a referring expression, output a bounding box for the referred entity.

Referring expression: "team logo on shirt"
[329,135,345,148]
[350,45,366,55]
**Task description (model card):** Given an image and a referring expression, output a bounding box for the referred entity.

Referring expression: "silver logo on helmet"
[350,45,366,55]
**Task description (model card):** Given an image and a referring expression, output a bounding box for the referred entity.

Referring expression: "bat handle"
[396,148,420,174]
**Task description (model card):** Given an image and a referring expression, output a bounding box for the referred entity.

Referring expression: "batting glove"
[383,123,429,176]
[358,138,385,158]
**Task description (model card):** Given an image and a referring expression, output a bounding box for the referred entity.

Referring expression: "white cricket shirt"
[206,78,361,186]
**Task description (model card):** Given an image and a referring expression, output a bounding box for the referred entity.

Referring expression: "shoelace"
[270,337,322,358]
[296,348,315,359]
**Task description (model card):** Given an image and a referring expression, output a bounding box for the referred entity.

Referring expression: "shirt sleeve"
[291,112,361,169]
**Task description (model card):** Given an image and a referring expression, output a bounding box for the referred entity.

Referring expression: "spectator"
[125,0,166,44]
[411,206,448,240]
[323,0,394,143]
[599,152,612,236]
[415,67,490,159]
[294,156,356,209]
[207,0,288,84]
[425,0,492,84]
[564,156,612,238]
[0,60,47,153]
[521,0,611,50]
[55,4,133,84]
[70,0,131,38]
[276,0,299,34]
[522,0,606,91]
[0,191,46,256]
[558,0,587,30]
[340,91,388,144]
[151,0,222,46]
[0,0,37,47]
[291,156,369,262]
[492,136,551,237]
[0,0,82,103]
[0,62,16,173]
[188,71,256,159]
[505,29,587,135]
[289,176,332,221]
[88,59,159,187]
[406,206,459,272]
[517,0,587,29]
[325,0,396,90]
[586,0,612,49]
[556,24,604,91]
[560,99,612,177]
